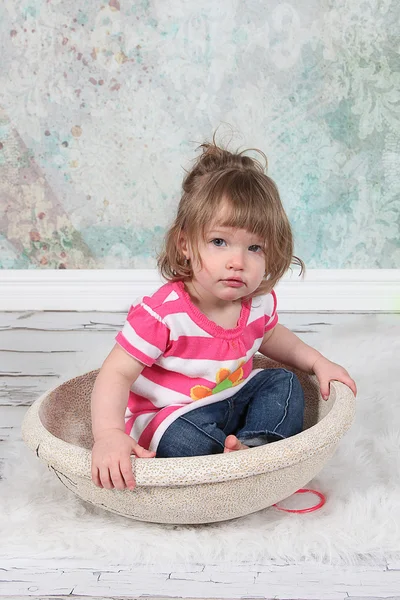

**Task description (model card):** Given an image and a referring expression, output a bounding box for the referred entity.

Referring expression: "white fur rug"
[1,314,400,567]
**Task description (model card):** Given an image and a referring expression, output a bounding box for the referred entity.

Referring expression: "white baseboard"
[0,269,399,312]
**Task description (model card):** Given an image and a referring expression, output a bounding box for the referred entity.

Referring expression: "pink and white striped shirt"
[115,280,278,451]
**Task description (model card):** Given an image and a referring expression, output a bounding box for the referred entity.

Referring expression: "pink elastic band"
[273,488,326,513]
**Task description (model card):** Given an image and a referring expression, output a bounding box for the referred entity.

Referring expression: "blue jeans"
[156,368,305,458]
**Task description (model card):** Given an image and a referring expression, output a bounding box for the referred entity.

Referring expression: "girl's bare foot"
[223,434,249,453]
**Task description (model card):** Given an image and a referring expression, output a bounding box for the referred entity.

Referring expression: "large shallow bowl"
[22,357,355,524]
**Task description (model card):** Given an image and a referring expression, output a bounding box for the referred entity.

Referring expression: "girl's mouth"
[221,279,245,287]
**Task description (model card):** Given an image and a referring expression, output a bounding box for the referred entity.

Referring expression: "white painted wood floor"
[1,310,400,600]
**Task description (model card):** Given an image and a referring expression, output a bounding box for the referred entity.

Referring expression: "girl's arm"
[91,344,155,491]
[91,343,145,439]
[259,324,357,399]
[259,324,321,373]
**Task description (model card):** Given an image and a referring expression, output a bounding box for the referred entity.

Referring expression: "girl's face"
[181,221,266,308]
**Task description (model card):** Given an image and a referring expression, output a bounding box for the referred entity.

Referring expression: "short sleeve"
[115,299,170,367]
[264,289,278,332]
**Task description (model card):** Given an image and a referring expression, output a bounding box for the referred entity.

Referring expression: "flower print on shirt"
[190,361,245,400]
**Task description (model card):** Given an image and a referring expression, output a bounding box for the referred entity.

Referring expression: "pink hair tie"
[273,488,326,513]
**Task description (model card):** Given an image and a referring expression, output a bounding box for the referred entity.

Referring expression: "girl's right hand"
[91,428,156,491]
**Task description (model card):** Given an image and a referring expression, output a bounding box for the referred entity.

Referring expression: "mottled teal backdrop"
[0,0,399,269]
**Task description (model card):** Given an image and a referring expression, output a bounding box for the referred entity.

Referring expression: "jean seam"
[271,369,293,433]
[239,430,286,439]
[179,415,225,449]
[223,398,235,432]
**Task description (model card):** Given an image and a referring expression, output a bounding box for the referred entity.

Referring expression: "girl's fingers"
[318,379,330,400]
[333,373,357,397]
[99,467,113,489]
[109,464,126,491]
[91,443,156,490]
[320,376,357,400]
[120,457,136,490]
[132,444,156,458]
[91,466,103,488]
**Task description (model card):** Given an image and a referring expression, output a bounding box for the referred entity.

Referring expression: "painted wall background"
[0,0,399,270]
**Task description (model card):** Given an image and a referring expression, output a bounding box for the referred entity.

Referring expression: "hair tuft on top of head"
[182,130,268,195]
[157,127,304,295]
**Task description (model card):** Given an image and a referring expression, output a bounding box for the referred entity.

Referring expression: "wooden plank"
[2,562,400,599]
[4,596,396,600]
[0,311,125,330]
[348,597,400,600]
[0,596,262,600]
[0,376,59,405]
[0,597,229,600]
[70,578,343,600]
[255,566,400,596]
[0,311,123,406]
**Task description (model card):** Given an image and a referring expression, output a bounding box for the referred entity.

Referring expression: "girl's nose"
[227,251,245,270]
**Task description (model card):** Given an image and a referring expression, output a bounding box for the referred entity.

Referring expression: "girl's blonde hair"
[157,132,304,296]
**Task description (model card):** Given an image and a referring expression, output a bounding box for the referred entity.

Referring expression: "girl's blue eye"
[212,238,226,247]
[249,245,262,253]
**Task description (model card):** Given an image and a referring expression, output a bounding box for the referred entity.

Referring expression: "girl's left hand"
[312,355,357,400]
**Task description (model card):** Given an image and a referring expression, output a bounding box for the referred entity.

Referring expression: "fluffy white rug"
[1,314,399,567]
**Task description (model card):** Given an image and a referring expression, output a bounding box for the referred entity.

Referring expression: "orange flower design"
[190,362,245,400]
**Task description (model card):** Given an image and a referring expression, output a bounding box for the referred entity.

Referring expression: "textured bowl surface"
[22,357,356,524]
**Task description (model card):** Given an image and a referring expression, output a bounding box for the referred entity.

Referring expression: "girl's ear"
[179,232,189,259]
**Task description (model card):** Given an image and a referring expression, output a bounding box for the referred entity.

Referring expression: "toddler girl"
[91,137,357,491]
